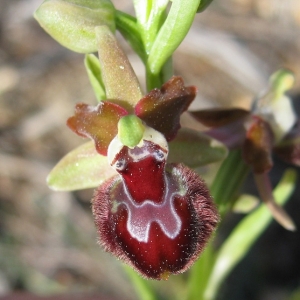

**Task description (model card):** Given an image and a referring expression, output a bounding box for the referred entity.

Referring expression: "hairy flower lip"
[92,163,219,280]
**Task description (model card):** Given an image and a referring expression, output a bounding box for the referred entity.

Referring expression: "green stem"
[211,149,250,215]
[123,265,157,300]
[186,150,250,300]
[146,65,162,91]
[186,243,215,300]
[146,56,173,91]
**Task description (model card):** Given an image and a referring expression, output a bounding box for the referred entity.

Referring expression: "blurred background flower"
[0,0,300,299]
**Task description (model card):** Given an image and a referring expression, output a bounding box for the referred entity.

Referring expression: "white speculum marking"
[121,174,182,243]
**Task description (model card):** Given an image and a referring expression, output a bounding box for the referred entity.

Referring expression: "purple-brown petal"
[67,102,128,156]
[254,172,296,231]
[205,117,247,149]
[135,76,196,141]
[275,144,300,166]
[190,108,250,128]
[92,164,218,280]
[274,120,300,166]
[243,116,274,174]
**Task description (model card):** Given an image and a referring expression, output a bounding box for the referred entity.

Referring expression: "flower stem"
[211,149,250,216]
[186,243,215,300]
[186,150,250,300]
[123,265,157,300]
[146,56,173,91]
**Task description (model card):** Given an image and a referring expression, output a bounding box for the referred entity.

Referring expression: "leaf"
[203,169,297,300]
[167,128,228,167]
[232,194,259,214]
[84,54,106,101]
[47,141,118,191]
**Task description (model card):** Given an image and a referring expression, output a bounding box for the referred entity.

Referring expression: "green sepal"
[270,68,295,101]
[96,26,143,112]
[34,0,116,53]
[84,54,106,102]
[47,141,117,191]
[256,69,296,143]
[167,128,228,167]
[118,115,145,148]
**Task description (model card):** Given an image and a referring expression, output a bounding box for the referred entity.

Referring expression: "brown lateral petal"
[274,144,300,166]
[190,108,250,128]
[243,116,274,174]
[135,76,196,141]
[67,102,128,156]
[254,172,296,231]
[206,117,247,149]
[274,120,300,166]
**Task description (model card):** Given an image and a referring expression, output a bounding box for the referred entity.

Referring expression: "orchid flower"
[46,26,227,280]
[190,69,297,231]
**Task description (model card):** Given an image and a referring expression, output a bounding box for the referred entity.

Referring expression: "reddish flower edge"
[135,76,197,142]
[92,163,219,280]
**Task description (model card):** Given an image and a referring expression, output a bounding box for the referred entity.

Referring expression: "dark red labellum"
[92,140,218,280]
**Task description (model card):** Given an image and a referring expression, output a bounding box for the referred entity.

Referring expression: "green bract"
[147,0,200,76]
[197,0,214,12]
[84,54,106,101]
[34,0,116,53]
[118,115,145,148]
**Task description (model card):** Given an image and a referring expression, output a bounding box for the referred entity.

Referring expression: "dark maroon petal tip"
[190,108,250,128]
[274,144,300,166]
[67,102,128,156]
[135,76,197,141]
[274,120,300,166]
[243,116,274,174]
[92,162,218,280]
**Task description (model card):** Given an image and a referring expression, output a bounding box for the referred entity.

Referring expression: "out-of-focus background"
[0,0,300,299]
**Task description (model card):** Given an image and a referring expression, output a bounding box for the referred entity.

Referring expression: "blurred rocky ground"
[0,0,300,300]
